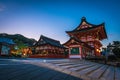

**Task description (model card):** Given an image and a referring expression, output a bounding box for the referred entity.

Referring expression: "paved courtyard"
[0,58,120,80]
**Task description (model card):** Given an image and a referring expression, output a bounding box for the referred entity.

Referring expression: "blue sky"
[0,0,120,47]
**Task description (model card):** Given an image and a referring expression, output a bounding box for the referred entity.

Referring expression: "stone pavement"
[0,59,82,80]
[45,59,120,80]
[0,59,120,80]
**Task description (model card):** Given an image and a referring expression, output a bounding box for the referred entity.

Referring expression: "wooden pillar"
[68,47,71,58]
[79,46,82,59]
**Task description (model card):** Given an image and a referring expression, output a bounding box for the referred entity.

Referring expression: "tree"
[112,47,120,58]
[113,41,120,47]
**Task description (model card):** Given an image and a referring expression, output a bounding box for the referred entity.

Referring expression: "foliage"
[108,55,117,61]
[0,33,37,46]
[112,47,120,58]
[113,41,120,46]
[0,33,37,56]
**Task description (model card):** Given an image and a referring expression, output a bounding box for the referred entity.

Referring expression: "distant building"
[64,17,107,58]
[107,41,120,55]
[107,41,120,48]
[64,36,94,58]
[0,38,15,56]
[32,35,66,58]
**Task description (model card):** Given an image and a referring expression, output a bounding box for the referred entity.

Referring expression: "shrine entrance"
[69,45,82,59]
[64,17,107,58]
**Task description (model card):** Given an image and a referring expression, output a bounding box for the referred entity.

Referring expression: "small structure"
[0,38,15,56]
[64,36,94,58]
[64,17,107,58]
[107,41,120,55]
[31,35,66,58]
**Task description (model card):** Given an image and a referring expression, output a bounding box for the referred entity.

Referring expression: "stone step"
[69,64,95,71]
[46,60,120,80]
[78,64,102,75]
[47,61,72,64]
[99,66,115,80]
[56,63,77,66]
[51,61,88,66]
[115,67,120,80]
[88,65,108,79]
[60,63,89,69]
[49,60,90,65]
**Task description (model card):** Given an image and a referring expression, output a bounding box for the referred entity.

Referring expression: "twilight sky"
[0,0,120,47]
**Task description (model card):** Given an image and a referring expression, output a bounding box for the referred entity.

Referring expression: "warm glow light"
[96,49,101,53]
[96,49,99,51]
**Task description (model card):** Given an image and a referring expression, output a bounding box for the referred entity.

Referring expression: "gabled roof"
[64,36,94,49]
[35,35,65,48]
[0,37,15,45]
[73,17,104,31]
[66,23,104,33]
[66,17,108,40]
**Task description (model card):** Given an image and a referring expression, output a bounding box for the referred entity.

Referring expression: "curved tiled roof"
[66,23,104,33]
[73,17,104,31]
[0,37,15,45]
[36,35,65,48]
[63,36,94,50]
[66,17,107,40]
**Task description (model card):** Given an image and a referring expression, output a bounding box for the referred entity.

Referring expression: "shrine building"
[0,38,15,56]
[64,17,107,59]
[33,35,66,58]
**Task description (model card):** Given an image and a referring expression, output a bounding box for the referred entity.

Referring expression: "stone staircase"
[45,60,120,80]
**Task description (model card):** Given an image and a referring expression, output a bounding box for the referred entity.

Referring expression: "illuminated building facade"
[0,38,15,56]
[64,17,107,58]
[33,35,66,58]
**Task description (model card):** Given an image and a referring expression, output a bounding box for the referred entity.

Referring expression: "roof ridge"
[36,35,65,48]
[73,17,104,31]
[64,36,94,49]
[66,24,104,33]
[41,35,60,43]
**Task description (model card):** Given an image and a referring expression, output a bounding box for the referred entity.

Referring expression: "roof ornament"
[81,17,86,21]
